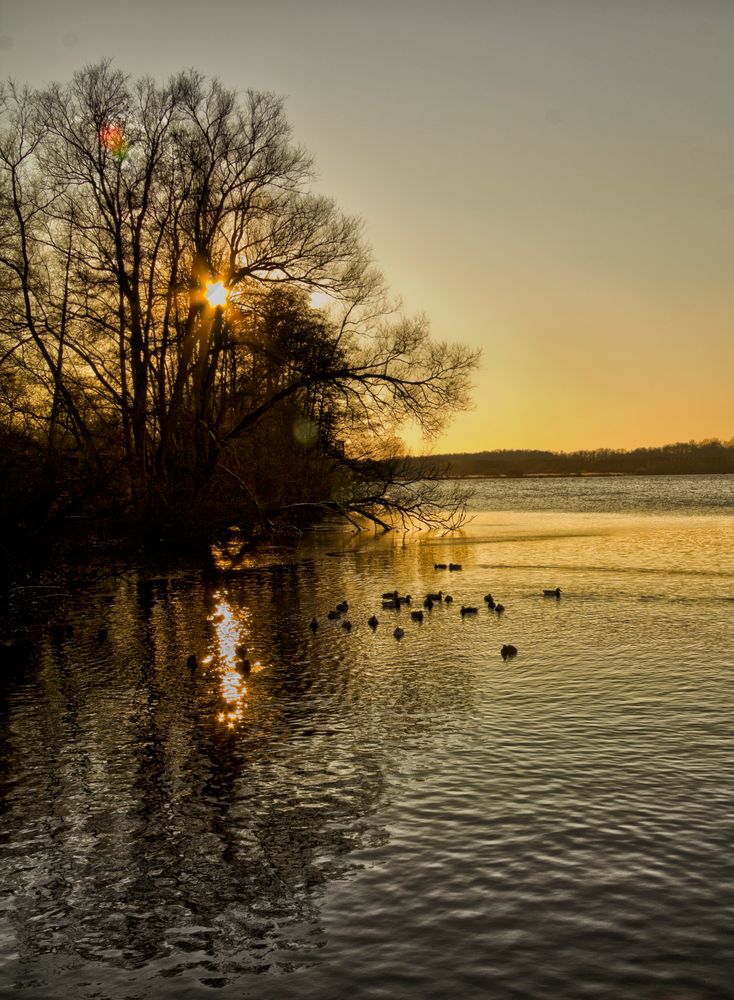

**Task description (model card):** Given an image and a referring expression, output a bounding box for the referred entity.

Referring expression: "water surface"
[1,476,733,998]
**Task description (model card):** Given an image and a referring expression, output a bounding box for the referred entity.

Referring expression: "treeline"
[402,440,734,478]
[0,63,477,559]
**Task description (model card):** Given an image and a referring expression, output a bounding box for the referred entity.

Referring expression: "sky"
[1,0,732,454]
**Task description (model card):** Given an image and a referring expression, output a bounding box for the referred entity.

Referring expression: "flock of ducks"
[184,572,562,671]
[308,566,562,661]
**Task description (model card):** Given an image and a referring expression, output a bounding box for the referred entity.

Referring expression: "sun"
[205,279,229,307]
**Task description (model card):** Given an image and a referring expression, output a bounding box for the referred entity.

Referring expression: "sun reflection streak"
[205,593,264,728]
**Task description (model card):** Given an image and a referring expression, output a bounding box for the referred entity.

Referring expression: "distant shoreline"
[400,441,734,479]
[439,471,733,480]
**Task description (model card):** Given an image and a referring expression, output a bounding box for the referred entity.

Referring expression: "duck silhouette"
[543,588,562,598]
[368,615,379,628]
[394,626,405,640]
[460,606,478,616]
[501,644,518,660]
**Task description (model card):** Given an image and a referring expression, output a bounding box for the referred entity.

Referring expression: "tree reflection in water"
[0,563,389,990]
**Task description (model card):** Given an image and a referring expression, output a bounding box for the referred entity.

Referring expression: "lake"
[1,475,733,999]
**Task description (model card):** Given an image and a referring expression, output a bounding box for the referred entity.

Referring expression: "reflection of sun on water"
[207,593,264,728]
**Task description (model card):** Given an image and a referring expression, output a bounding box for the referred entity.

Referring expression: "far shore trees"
[0,63,478,540]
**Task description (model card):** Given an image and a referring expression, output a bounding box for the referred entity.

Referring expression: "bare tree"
[0,63,479,534]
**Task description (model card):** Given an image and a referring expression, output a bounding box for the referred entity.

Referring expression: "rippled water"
[1,476,733,999]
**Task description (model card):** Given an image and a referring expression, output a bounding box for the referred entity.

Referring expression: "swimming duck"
[449,563,462,571]
[426,591,443,602]
[309,618,319,631]
[501,644,518,660]
[382,590,399,600]
[434,563,448,570]
[394,626,405,640]
[327,609,342,620]
[483,593,494,604]
[382,599,399,609]
[543,588,561,598]
[494,603,505,614]
[368,615,379,628]
[460,606,478,616]
[342,620,352,631]
[411,610,424,623]
[423,596,434,610]
[444,595,453,604]
[237,658,251,675]
[337,600,349,612]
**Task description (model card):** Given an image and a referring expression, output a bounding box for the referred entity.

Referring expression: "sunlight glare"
[206,593,264,729]
[206,280,229,307]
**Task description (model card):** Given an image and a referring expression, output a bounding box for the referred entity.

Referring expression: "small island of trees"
[0,62,479,561]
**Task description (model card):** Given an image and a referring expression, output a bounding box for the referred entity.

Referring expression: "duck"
[382,590,399,600]
[396,594,412,605]
[327,609,342,620]
[394,626,405,640]
[423,596,434,610]
[426,591,443,602]
[382,598,399,609]
[309,618,319,631]
[434,563,448,570]
[410,609,424,623]
[501,644,518,660]
[460,606,478,616]
[483,593,494,605]
[237,658,251,675]
[494,603,505,614]
[342,620,352,631]
[449,563,462,571]
[444,594,453,604]
[543,588,561,598]
[337,600,350,612]
[368,615,379,628]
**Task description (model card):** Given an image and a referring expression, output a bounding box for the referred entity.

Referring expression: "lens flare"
[292,416,318,447]
[99,122,128,162]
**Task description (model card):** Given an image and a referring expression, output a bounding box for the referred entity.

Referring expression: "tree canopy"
[0,62,479,539]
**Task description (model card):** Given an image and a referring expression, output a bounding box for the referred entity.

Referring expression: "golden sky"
[1,0,732,453]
